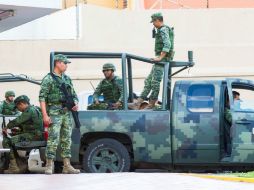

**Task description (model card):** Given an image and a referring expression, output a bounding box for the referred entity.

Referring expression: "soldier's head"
[233,91,240,101]
[102,63,116,79]
[5,91,15,102]
[54,54,71,73]
[151,12,163,28]
[14,95,30,112]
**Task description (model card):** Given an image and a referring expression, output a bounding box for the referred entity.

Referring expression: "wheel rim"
[91,148,121,173]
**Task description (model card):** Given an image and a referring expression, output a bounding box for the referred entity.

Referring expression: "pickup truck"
[1,52,254,173]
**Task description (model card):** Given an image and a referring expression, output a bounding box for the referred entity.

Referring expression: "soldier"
[2,95,43,174]
[0,91,18,115]
[39,54,80,175]
[89,63,123,110]
[129,12,174,109]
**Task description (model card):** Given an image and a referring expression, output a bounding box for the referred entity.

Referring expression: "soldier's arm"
[93,81,103,102]
[39,76,51,123]
[0,101,3,114]
[116,78,124,103]
[7,111,31,129]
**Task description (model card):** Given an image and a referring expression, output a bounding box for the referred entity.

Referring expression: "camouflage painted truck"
[1,52,254,173]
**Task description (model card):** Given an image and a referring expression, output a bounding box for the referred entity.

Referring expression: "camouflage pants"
[140,65,164,100]
[2,133,35,159]
[46,109,73,159]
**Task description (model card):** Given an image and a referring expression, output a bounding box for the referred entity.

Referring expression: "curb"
[185,174,254,183]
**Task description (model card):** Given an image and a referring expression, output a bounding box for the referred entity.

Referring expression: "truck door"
[172,81,221,164]
[226,79,254,163]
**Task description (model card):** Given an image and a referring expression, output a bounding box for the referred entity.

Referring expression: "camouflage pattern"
[39,73,78,105]
[61,78,254,168]
[2,105,43,159]
[0,101,18,115]
[46,109,73,159]
[150,12,163,23]
[5,91,15,98]
[102,63,116,71]
[140,24,174,101]
[54,54,71,64]
[76,110,171,163]
[39,72,78,159]
[93,76,123,104]
[171,80,221,163]
[87,102,122,110]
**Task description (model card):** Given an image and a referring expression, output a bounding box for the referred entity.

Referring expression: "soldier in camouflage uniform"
[2,95,43,174]
[39,54,80,175]
[0,91,18,115]
[129,12,174,110]
[88,63,123,110]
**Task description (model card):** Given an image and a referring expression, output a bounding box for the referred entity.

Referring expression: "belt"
[48,105,69,114]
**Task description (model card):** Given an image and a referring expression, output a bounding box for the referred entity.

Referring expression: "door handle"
[236,119,251,125]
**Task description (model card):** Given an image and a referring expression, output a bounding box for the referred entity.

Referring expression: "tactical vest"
[22,106,43,137]
[2,101,16,115]
[155,25,174,57]
[100,77,121,103]
[46,73,73,105]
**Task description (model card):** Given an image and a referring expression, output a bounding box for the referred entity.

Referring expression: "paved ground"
[0,173,253,190]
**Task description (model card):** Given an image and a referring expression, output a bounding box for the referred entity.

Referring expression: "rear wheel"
[83,138,130,173]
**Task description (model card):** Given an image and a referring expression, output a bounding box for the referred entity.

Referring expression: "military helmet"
[102,63,116,72]
[14,95,30,105]
[54,54,71,64]
[150,12,163,23]
[5,91,15,98]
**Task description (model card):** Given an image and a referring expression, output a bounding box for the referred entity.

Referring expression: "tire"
[83,138,130,173]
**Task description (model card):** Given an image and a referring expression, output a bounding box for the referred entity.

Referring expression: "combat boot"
[4,159,21,174]
[128,98,144,110]
[62,158,80,174]
[144,99,157,110]
[45,159,54,175]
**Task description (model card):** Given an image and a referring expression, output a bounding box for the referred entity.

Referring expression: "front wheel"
[83,138,130,173]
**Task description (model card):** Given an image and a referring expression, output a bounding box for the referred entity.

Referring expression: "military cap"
[54,54,71,64]
[102,63,116,72]
[150,12,163,23]
[5,91,15,98]
[14,95,30,105]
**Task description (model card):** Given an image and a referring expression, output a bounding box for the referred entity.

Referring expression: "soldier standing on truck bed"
[88,63,123,110]
[0,91,19,115]
[2,95,43,174]
[39,54,80,175]
[129,12,174,110]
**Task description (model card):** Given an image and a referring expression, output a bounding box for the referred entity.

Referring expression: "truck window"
[187,84,215,113]
[232,87,254,111]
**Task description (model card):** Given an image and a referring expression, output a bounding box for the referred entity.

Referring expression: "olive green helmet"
[14,95,30,105]
[102,63,116,72]
[5,91,15,98]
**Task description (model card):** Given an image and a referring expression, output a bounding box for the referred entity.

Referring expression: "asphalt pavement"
[0,173,253,190]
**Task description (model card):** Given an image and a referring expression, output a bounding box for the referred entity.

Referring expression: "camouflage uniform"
[2,95,43,160]
[140,13,174,101]
[39,72,78,159]
[90,63,123,110]
[0,91,18,115]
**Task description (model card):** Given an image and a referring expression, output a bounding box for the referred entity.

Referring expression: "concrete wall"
[0,4,254,104]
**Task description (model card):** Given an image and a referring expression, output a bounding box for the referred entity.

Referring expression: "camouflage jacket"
[93,76,123,103]
[7,105,43,137]
[155,25,174,59]
[224,107,232,125]
[0,100,18,115]
[39,72,78,108]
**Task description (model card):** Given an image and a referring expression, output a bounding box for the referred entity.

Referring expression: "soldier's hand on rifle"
[72,104,79,111]
[95,100,100,105]
[43,115,52,126]
[2,127,7,135]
